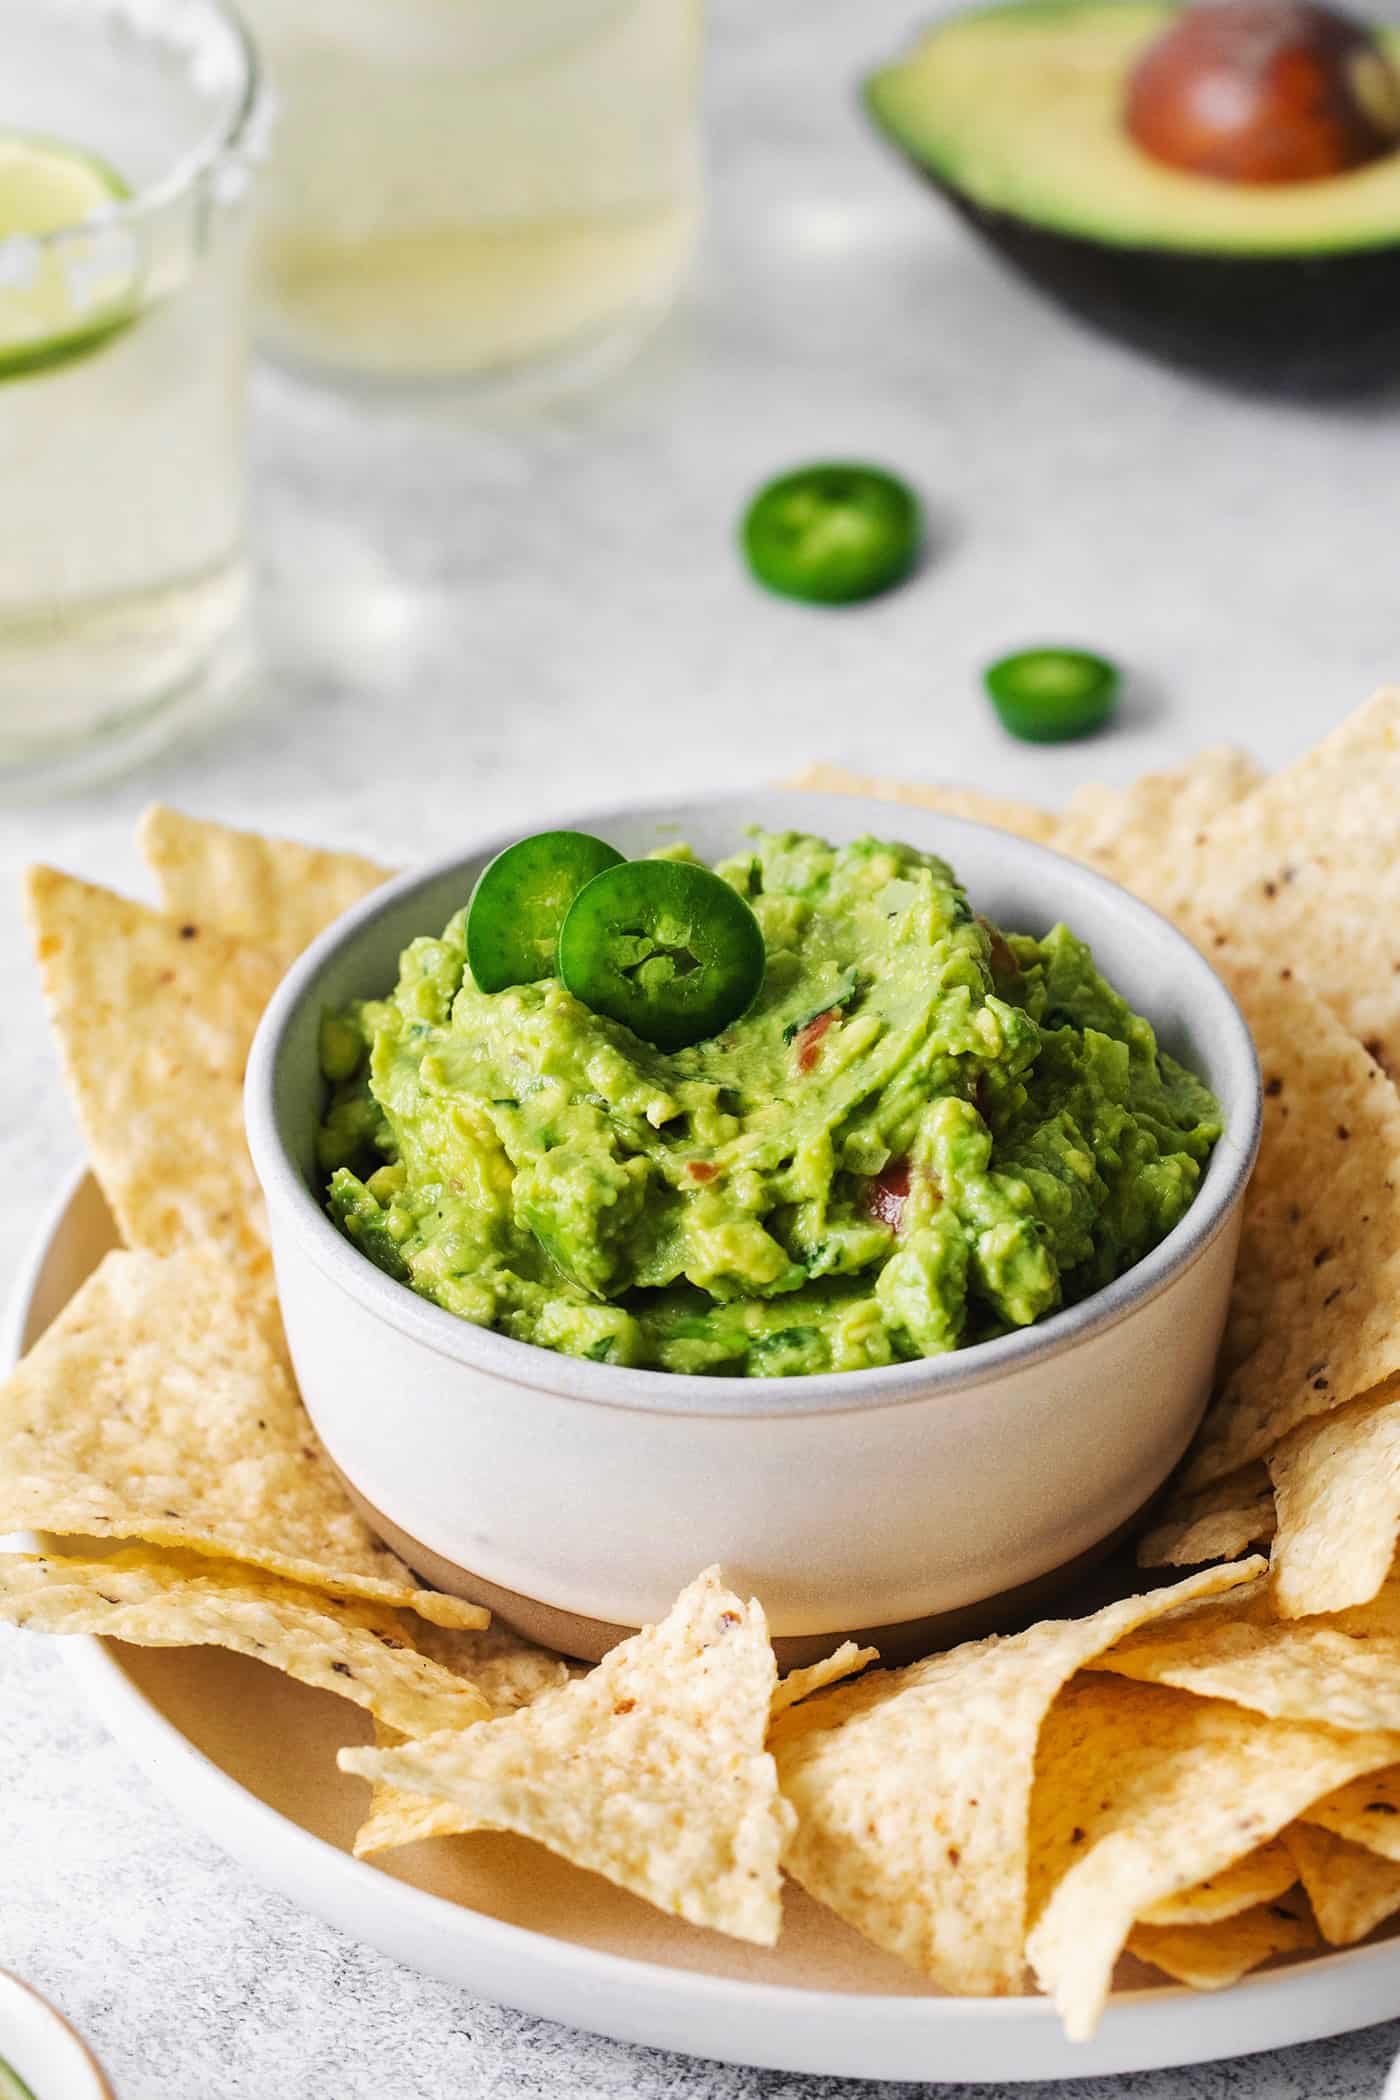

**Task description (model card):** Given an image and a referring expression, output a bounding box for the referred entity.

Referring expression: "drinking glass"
[239,0,702,390]
[0,0,264,796]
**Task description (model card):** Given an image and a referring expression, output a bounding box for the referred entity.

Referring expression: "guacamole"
[317,831,1221,1377]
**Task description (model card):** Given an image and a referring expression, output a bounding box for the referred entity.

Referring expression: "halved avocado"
[867,0,1400,391]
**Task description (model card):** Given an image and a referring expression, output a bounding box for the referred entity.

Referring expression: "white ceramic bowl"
[245,793,1261,1663]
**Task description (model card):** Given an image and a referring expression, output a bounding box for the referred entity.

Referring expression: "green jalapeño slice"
[741,462,921,604]
[983,647,1121,743]
[466,830,624,993]
[558,859,766,1051]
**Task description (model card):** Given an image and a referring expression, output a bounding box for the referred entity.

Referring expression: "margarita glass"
[239,0,702,390]
[0,0,263,796]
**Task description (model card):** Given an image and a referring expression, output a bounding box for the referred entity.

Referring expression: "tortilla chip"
[1178,951,1400,1488]
[25,865,280,1283]
[1137,1465,1276,1569]
[1191,688,1400,1078]
[1051,747,1264,922]
[1303,1766,1400,1861]
[772,1640,879,1716]
[0,1246,485,1631]
[341,1568,793,1946]
[0,1548,490,1736]
[788,762,1056,845]
[1268,1384,1400,1618]
[354,1623,576,1855]
[408,1618,575,1714]
[1283,1821,1400,1945]
[1127,1892,1317,1991]
[1137,1838,1296,1927]
[1095,1571,1400,1735]
[1025,1676,1400,2039]
[769,1559,1262,1997]
[139,805,393,965]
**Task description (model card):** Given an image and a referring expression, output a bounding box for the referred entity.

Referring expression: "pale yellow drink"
[241,0,701,385]
[0,0,261,794]
[0,219,250,758]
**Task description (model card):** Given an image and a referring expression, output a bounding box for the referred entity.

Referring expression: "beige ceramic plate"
[10,1169,1400,2085]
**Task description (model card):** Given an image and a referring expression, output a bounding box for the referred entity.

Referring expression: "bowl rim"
[244,791,1262,1423]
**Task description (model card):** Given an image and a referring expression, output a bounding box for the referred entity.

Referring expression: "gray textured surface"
[4,0,1400,2091]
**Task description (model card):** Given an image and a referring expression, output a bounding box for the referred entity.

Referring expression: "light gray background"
[4,0,1400,2092]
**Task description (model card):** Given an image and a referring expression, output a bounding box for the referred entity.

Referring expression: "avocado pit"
[1126,0,1400,184]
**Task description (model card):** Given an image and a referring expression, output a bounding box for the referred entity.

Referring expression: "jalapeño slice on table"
[982,647,1121,744]
[558,858,766,1052]
[741,462,921,604]
[465,830,624,993]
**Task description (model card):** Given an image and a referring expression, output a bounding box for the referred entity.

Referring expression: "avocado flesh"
[868,0,1400,258]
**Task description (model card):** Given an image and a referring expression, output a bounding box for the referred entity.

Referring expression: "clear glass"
[0,0,263,797]
[241,0,702,391]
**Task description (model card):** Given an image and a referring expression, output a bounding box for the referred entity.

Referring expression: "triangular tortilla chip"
[1051,747,1264,922]
[1137,1465,1276,1569]
[341,1568,793,1945]
[0,1247,484,1630]
[1191,688,1400,1077]
[1127,1892,1317,1991]
[1283,1821,1400,1946]
[139,805,393,965]
[788,762,1056,844]
[1025,1677,1400,2039]
[1095,1569,1400,1734]
[0,1547,490,1736]
[1179,950,1400,1488]
[1268,1383,1400,1618]
[1137,1839,1297,1928]
[352,1629,866,1862]
[769,1559,1262,1996]
[25,865,281,1283]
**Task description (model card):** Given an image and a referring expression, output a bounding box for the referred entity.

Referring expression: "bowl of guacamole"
[246,794,1260,1658]
[315,829,1224,1380]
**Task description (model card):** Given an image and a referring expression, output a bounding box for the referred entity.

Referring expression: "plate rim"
[10,1164,1400,2086]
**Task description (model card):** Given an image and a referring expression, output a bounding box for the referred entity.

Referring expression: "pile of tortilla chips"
[8,697,1400,2041]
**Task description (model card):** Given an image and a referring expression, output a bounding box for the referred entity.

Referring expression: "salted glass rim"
[1,0,266,250]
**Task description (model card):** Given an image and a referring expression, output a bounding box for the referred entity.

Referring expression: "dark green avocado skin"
[925,172,1400,396]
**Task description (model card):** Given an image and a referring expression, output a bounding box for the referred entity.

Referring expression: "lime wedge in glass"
[0,132,135,379]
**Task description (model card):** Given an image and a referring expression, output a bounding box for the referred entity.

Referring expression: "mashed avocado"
[317,831,1221,1377]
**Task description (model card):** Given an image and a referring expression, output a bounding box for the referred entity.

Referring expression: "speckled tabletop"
[5,0,1400,2093]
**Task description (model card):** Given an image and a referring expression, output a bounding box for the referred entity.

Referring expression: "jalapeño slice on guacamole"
[558,857,766,1051]
[465,829,624,995]
[318,830,1221,1378]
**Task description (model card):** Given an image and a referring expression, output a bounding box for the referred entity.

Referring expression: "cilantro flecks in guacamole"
[317,831,1221,1377]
